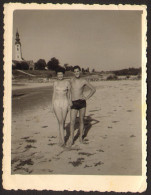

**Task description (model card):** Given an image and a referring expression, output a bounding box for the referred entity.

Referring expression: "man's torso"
[70,78,86,101]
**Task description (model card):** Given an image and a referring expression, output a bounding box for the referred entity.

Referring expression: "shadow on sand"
[65,114,100,143]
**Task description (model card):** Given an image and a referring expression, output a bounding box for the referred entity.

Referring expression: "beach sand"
[11,80,142,175]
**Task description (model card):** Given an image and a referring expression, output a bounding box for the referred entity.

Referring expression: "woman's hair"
[55,67,65,74]
[73,65,81,71]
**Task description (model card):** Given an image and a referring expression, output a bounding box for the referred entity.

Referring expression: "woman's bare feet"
[66,139,73,147]
[58,137,65,147]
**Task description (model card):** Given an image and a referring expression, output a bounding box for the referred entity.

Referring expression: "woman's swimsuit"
[53,82,69,109]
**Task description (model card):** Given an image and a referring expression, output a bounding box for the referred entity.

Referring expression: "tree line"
[113,67,141,76]
[13,57,91,73]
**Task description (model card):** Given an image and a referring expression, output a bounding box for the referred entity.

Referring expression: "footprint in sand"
[11,158,19,165]
[39,159,47,163]
[84,165,92,168]
[15,159,34,170]
[112,121,119,123]
[42,126,48,128]
[26,139,36,143]
[108,126,112,128]
[34,132,40,134]
[30,152,36,157]
[48,143,56,146]
[50,136,57,138]
[94,161,104,167]
[78,152,94,157]
[24,144,37,152]
[100,135,107,139]
[89,109,100,112]
[69,158,85,167]
[97,149,104,152]
[14,167,31,173]
[21,136,30,140]
[83,141,89,145]
[130,135,136,138]
[127,110,133,112]
[53,157,60,160]
[67,148,81,151]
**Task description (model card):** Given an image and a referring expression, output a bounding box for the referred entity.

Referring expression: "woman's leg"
[54,106,64,146]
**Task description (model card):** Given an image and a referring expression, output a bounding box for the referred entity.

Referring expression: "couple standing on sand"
[52,65,96,147]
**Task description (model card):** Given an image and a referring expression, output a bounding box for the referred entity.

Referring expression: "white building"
[14,30,23,61]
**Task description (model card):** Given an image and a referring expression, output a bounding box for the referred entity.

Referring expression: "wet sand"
[11,80,142,175]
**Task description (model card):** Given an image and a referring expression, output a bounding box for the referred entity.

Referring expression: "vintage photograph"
[3,3,147,191]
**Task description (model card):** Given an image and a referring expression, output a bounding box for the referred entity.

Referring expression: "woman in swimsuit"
[52,67,71,147]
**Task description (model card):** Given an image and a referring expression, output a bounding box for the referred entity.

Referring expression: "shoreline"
[12,79,141,91]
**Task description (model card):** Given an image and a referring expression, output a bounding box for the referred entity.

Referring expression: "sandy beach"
[11,80,142,175]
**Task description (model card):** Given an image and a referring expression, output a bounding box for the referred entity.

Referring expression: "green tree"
[35,59,46,70]
[16,61,29,70]
[47,57,60,71]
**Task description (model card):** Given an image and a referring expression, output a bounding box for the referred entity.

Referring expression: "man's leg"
[79,107,86,143]
[68,109,78,146]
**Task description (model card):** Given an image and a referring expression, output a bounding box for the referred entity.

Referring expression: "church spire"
[14,29,23,61]
[15,29,21,45]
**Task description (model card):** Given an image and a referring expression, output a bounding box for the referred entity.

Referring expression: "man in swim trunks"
[67,65,96,146]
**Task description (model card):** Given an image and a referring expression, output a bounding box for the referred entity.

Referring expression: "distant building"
[13,30,35,70]
[27,60,35,70]
[14,30,23,61]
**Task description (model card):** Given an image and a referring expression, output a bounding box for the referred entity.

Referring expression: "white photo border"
[3,3,147,192]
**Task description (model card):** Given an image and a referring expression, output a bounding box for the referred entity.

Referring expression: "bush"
[114,67,141,76]
[137,75,141,79]
[126,75,130,79]
[106,75,118,80]
[16,62,29,70]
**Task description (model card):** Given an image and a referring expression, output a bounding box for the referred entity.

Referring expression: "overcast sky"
[13,10,142,71]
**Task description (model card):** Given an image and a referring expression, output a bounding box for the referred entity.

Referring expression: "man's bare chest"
[71,81,84,90]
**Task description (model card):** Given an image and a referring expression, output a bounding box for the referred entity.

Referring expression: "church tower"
[15,30,23,61]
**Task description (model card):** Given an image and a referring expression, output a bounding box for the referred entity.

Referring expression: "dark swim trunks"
[71,99,86,110]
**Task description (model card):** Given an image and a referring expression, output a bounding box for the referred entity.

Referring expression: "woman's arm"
[83,80,96,100]
[51,82,56,111]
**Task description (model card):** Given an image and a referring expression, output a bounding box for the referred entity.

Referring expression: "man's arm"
[83,80,96,100]
[67,80,72,106]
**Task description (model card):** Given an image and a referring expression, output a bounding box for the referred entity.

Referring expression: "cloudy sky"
[13,10,142,71]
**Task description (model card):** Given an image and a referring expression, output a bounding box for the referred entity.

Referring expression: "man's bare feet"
[79,136,84,144]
